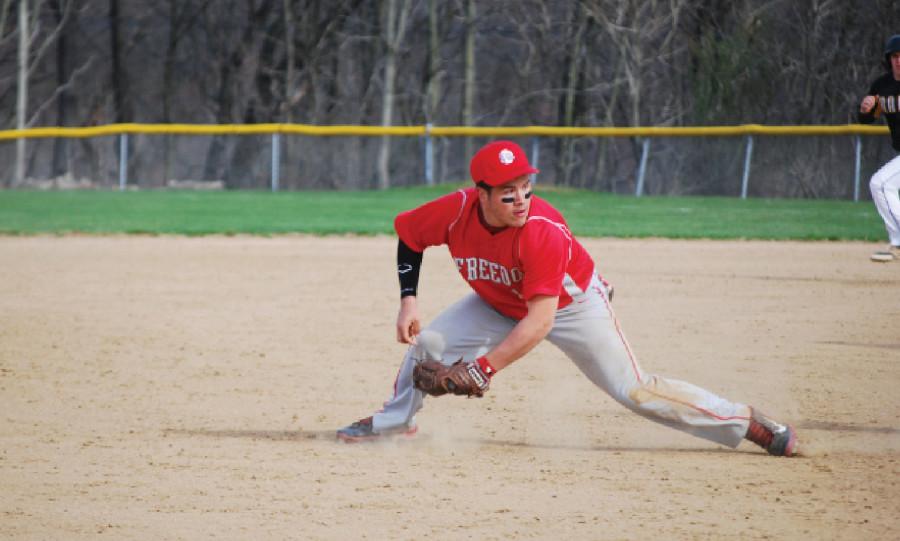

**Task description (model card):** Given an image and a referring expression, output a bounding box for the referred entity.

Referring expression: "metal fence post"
[530,137,540,176]
[424,123,434,186]
[118,133,128,191]
[853,135,862,202]
[635,138,650,197]
[740,135,753,199]
[271,133,281,192]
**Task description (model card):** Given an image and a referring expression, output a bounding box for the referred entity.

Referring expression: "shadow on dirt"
[163,427,771,454]
[163,428,336,441]
[797,420,900,434]
[164,421,900,456]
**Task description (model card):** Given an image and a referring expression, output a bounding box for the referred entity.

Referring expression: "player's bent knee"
[870,173,885,190]
[414,329,447,361]
[885,172,900,191]
[614,378,672,416]
[604,381,645,410]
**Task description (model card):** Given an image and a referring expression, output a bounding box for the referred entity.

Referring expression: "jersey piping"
[447,190,468,235]
[524,215,574,263]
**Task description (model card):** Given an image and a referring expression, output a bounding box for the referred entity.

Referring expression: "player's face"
[892,51,900,79]
[480,175,533,228]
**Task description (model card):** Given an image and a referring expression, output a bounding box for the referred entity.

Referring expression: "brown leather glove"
[412,359,490,398]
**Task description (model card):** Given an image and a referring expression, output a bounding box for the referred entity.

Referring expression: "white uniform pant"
[373,274,751,448]
[870,154,900,247]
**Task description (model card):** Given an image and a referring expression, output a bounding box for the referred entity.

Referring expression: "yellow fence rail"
[0,123,889,198]
[0,122,888,140]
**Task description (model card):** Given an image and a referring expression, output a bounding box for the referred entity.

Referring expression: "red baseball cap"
[469,140,539,187]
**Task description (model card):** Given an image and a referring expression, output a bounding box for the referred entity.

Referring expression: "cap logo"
[498,149,515,165]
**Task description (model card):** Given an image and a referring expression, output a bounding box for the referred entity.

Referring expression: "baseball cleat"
[745,408,798,457]
[870,245,900,262]
[335,416,418,443]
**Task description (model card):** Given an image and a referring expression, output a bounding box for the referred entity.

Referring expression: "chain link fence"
[0,125,894,200]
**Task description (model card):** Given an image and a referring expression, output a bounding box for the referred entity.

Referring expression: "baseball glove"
[412,359,490,398]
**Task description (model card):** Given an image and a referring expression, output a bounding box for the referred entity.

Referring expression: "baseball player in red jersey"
[860,34,900,262]
[337,140,798,457]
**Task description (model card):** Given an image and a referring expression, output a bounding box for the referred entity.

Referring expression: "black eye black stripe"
[500,191,532,203]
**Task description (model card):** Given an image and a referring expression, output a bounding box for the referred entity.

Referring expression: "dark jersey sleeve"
[857,79,881,124]
[858,74,900,151]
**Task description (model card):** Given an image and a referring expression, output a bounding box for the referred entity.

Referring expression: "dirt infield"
[2,235,899,540]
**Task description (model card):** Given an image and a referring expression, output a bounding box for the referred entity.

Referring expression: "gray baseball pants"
[373,272,751,448]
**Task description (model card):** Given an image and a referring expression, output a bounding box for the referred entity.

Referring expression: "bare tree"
[425,0,443,123]
[10,0,76,186]
[376,0,410,189]
[158,0,211,182]
[282,0,295,122]
[49,0,70,176]
[559,1,590,185]
[107,0,129,122]
[15,0,28,185]
[2,0,899,194]
[197,0,275,185]
[462,0,475,160]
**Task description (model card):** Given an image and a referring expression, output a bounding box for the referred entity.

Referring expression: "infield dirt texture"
[2,235,899,540]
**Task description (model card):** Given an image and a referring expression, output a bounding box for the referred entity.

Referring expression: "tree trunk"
[425,0,442,123]
[462,0,476,161]
[283,0,295,122]
[109,0,127,122]
[203,48,236,182]
[559,5,588,186]
[51,0,70,178]
[15,0,28,186]
[596,55,623,193]
[204,1,259,184]
[108,0,131,185]
[162,0,178,183]
[377,0,409,189]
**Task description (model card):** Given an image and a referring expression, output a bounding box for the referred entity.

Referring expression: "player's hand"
[860,95,878,113]
[396,296,421,344]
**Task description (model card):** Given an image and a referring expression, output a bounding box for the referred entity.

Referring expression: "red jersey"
[394,187,596,320]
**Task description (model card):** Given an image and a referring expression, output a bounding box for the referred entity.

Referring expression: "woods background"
[1,0,897,195]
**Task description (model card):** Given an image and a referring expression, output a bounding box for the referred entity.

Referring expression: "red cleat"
[745,408,798,457]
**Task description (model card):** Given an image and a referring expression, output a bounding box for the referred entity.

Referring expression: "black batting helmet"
[884,34,900,70]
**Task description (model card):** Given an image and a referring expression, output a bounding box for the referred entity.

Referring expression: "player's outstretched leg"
[548,276,800,456]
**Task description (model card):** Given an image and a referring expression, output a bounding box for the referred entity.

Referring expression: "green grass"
[0,185,886,241]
